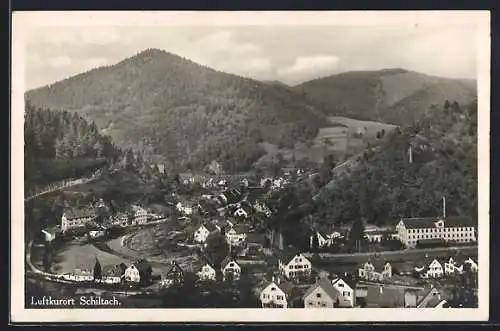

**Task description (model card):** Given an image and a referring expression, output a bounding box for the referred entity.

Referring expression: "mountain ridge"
[294,68,477,126]
[25,48,328,173]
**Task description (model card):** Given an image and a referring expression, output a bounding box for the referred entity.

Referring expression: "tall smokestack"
[442,196,446,218]
[408,145,413,164]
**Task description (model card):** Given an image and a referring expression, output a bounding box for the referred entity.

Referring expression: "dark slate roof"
[363,284,408,308]
[332,277,356,290]
[276,248,301,265]
[166,261,184,275]
[401,217,438,229]
[365,256,390,272]
[444,217,476,228]
[221,256,238,268]
[302,278,340,301]
[204,223,219,232]
[277,281,294,297]
[403,216,476,229]
[247,233,266,245]
[64,207,97,219]
[233,224,249,234]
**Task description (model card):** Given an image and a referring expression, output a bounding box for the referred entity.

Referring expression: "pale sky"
[24,24,478,90]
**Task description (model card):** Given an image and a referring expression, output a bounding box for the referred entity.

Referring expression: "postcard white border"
[11,10,491,323]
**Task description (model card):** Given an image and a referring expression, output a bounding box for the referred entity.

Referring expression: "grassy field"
[50,241,131,274]
[254,116,398,167]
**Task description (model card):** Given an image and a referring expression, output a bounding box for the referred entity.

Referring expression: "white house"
[309,231,328,248]
[310,229,344,249]
[225,224,248,246]
[131,205,148,225]
[444,255,479,275]
[221,257,241,281]
[61,208,97,232]
[124,264,141,283]
[331,277,355,307]
[259,278,290,308]
[41,229,56,243]
[415,258,444,279]
[88,230,105,239]
[396,217,477,248]
[234,208,248,218]
[197,264,217,281]
[302,277,340,308]
[464,258,479,273]
[68,269,94,282]
[278,252,312,280]
[241,178,249,187]
[254,201,272,217]
[176,202,193,215]
[358,257,392,282]
[194,223,219,244]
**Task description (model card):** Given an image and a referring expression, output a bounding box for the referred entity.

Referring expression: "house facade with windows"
[197,264,217,281]
[161,261,184,287]
[396,217,477,248]
[194,223,219,244]
[131,205,148,225]
[278,252,312,280]
[358,258,392,282]
[124,264,141,283]
[331,277,355,307]
[302,278,340,308]
[225,224,248,246]
[221,257,241,281]
[259,278,290,308]
[415,258,444,279]
[61,208,97,232]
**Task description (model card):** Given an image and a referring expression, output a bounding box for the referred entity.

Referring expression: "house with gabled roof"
[331,277,355,307]
[396,216,476,248]
[302,277,340,308]
[61,207,98,232]
[102,264,123,284]
[194,223,219,244]
[225,224,248,246]
[259,277,292,308]
[414,256,444,279]
[358,256,392,282]
[221,257,241,281]
[161,261,184,288]
[197,263,217,282]
[277,249,312,281]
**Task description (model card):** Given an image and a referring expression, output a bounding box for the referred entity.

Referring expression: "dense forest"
[311,99,478,228]
[294,69,477,126]
[24,101,122,192]
[25,48,328,173]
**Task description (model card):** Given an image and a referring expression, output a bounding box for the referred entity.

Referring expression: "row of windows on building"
[407,227,474,234]
[261,294,284,300]
[289,264,309,270]
[406,237,474,246]
[407,232,475,240]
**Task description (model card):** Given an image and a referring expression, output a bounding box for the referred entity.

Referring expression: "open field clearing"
[50,241,131,274]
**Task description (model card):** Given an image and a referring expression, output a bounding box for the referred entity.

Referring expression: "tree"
[205,233,229,268]
[311,232,320,250]
[349,218,365,251]
[93,258,102,281]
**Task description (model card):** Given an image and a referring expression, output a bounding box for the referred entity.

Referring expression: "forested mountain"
[294,69,477,126]
[311,99,478,228]
[25,48,328,173]
[24,101,122,192]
